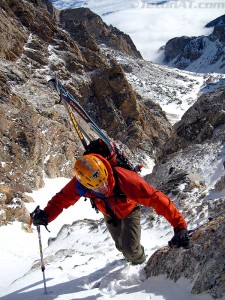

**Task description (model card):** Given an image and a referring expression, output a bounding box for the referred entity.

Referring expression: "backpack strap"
[77,167,126,227]
[91,191,118,227]
[112,168,126,198]
[76,180,89,196]
[76,181,100,214]
[91,170,126,227]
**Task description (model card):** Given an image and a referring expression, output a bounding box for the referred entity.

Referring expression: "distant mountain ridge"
[163,14,225,73]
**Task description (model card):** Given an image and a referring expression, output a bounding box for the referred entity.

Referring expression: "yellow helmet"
[74,155,108,189]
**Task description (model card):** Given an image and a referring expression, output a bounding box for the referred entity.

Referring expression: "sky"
[51,0,225,62]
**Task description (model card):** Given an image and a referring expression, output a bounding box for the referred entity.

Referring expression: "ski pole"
[37,225,48,295]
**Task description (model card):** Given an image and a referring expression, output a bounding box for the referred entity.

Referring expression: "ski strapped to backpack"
[48,77,142,173]
[48,76,112,151]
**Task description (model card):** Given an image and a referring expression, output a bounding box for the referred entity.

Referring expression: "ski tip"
[48,78,57,91]
[48,78,55,84]
[46,75,53,82]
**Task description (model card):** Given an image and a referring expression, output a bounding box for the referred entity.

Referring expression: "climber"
[30,154,190,265]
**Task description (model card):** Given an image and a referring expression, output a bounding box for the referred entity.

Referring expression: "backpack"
[83,138,142,172]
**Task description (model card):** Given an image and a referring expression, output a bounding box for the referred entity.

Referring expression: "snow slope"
[0,147,225,300]
[0,177,219,300]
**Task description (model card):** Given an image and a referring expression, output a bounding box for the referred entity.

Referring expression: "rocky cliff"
[157,84,225,158]
[60,7,142,59]
[145,84,225,205]
[163,14,225,73]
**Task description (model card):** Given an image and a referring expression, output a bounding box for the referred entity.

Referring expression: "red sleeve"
[43,177,81,223]
[116,168,187,229]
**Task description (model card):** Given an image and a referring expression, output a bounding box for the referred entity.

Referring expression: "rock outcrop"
[157,84,225,158]
[60,8,142,59]
[145,215,225,299]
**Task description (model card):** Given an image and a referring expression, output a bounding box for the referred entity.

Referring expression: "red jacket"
[44,154,187,229]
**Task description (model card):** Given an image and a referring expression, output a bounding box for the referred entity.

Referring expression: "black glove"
[169,228,190,248]
[30,205,49,227]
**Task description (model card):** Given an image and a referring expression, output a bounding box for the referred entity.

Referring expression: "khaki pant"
[104,205,146,265]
